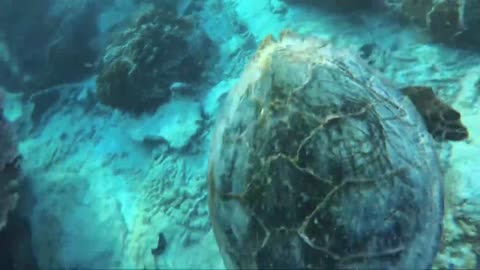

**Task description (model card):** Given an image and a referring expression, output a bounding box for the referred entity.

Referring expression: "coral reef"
[0,91,21,232]
[281,0,480,46]
[96,8,213,112]
[12,0,479,269]
[0,0,103,92]
[400,0,480,45]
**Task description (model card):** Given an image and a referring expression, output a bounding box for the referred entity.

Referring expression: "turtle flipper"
[400,86,469,141]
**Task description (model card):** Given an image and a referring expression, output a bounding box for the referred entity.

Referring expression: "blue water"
[0,0,479,269]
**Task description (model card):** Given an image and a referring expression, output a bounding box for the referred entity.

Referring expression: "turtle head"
[400,86,469,142]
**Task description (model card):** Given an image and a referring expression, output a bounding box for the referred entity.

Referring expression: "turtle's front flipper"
[400,86,469,142]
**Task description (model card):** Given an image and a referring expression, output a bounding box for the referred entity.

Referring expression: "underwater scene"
[0,0,479,269]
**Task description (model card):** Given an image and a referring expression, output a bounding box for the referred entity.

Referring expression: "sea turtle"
[207,30,468,269]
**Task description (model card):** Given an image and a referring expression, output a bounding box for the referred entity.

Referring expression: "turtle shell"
[207,31,443,269]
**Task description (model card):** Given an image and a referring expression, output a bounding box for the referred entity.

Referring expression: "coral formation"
[96,8,213,112]
[282,0,480,46]
[400,0,480,45]
[0,0,102,91]
[8,0,478,269]
[0,91,21,232]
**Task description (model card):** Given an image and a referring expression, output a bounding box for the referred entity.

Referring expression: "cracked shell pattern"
[208,32,444,269]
